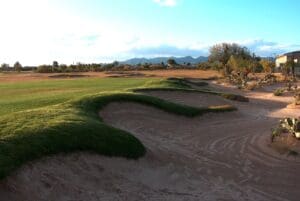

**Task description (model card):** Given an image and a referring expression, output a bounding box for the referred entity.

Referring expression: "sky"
[0,0,300,65]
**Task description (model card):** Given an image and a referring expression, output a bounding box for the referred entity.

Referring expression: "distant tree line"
[1,44,276,73]
[0,62,24,72]
[36,61,103,73]
[0,58,207,73]
[34,59,194,73]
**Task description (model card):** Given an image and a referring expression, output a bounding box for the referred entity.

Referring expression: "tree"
[259,59,275,73]
[283,59,295,80]
[53,61,59,67]
[58,64,67,72]
[112,61,119,67]
[227,55,240,71]
[209,43,252,75]
[13,61,22,72]
[36,65,54,73]
[0,63,9,71]
[227,55,251,74]
[167,58,176,65]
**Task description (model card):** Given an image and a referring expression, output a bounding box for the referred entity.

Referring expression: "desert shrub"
[294,89,300,105]
[197,62,211,70]
[210,61,224,71]
[260,59,275,73]
[286,80,293,91]
[227,71,249,89]
[271,127,287,142]
[273,88,285,96]
[272,118,300,142]
[254,64,264,73]
[36,65,53,73]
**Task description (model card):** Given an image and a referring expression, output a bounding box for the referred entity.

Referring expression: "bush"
[36,65,53,73]
[273,88,285,96]
[272,118,300,142]
[294,89,300,105]
[197,62,211,70]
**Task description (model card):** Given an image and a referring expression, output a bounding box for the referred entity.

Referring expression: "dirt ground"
[1,81,300,201]
[0,70,220,82]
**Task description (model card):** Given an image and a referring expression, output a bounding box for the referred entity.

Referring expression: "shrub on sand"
[273,88,285,96]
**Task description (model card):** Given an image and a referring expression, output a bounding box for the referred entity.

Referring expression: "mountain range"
[120,55,276,65]
[120,56,208,65]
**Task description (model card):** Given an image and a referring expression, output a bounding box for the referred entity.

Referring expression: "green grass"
[0,77,238,179]
[0,78,181,116]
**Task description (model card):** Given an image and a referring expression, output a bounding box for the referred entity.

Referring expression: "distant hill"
[121,56,208,65]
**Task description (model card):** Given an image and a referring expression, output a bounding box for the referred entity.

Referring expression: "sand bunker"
[1,87,300,201]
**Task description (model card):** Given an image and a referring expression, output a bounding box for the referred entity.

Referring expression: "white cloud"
[238,39,300,56]
[0,0,143,65]
[153,0,178,7]
[0,1,298,65]
[0,0,200,65]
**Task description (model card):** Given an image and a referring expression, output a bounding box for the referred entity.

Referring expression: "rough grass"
[0,77,237,179]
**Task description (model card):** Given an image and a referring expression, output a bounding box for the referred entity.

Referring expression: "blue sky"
[0,0,300,65]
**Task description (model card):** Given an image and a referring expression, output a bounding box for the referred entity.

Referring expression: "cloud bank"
[239,39,300,57]
[0,1,299,65]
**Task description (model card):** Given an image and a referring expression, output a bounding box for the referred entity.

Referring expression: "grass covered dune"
[0,78,238,179]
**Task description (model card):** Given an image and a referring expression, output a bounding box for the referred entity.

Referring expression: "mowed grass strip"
[0,78,180,116]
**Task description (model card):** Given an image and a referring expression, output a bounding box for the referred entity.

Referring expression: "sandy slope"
[1,84,300,201]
